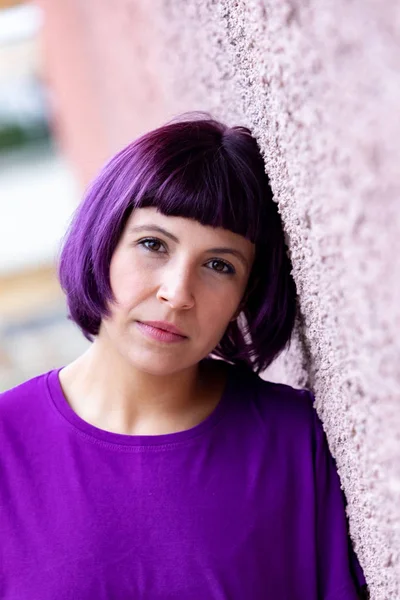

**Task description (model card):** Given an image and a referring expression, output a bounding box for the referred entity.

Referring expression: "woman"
[0,115,368,598]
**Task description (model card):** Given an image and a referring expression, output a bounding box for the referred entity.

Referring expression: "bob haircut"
[58,113,297,375]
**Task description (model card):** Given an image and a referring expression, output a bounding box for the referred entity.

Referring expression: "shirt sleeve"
[309,391,369,599]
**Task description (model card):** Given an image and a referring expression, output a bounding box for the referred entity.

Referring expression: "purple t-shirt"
[0,360,366,599]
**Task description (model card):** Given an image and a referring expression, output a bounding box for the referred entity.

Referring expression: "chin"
[123,349,198,377]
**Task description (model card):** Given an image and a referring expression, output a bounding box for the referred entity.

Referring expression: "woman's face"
[99,207,255,375]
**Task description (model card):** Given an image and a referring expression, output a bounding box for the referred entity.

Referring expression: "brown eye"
[138,238,166,253]
[206,259,235,275]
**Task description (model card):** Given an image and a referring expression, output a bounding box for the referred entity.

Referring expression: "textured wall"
[41,0,400,597]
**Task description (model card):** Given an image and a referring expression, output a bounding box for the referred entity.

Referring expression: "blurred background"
[0,1,87,390]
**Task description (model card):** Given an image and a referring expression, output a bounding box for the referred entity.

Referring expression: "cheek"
[202,290,240,328]
[109,257,151,307]
[115,276,148,307]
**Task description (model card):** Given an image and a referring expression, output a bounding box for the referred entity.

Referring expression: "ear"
[230,300,245,322]
[229,273,260,322]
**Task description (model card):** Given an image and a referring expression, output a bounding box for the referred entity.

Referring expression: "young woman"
[0,116,368,598]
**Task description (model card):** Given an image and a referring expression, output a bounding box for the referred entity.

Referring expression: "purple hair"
[58,113,297,374]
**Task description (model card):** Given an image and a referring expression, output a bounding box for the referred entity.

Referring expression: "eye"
[206,259,236,275]
[137,237,167,253]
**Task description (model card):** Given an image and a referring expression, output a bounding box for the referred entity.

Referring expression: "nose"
[156,263,195,310]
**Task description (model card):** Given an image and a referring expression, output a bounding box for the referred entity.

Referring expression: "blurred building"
[0,2,87,390]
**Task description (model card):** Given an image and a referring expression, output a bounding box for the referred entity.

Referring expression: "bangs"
[132,124,269,244]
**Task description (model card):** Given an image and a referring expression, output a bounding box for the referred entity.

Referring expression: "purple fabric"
[0,361,366,599]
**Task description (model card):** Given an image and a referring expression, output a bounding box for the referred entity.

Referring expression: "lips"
[135,321,188,344]
[139,320,187,337]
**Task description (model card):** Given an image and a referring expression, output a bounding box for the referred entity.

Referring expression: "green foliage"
[0,121,50,152]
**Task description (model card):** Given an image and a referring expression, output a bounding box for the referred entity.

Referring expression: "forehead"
[124,207,255,255]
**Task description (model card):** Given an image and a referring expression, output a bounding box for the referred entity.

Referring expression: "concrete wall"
[40,0,400,596]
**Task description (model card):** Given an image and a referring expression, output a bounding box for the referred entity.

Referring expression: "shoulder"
[232,362,314,407]
[0,371,52,419]
[231,363,316,430]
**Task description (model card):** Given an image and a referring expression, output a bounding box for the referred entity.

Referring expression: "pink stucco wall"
[38,1,108,184]
[39,1,400,597]
[39,0,172,185]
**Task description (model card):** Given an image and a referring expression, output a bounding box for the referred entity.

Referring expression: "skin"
[59,207,255,436]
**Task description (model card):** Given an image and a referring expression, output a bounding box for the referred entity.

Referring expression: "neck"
[59,340,218,436]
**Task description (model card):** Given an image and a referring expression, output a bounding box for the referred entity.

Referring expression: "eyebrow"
[128,224,250,268]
